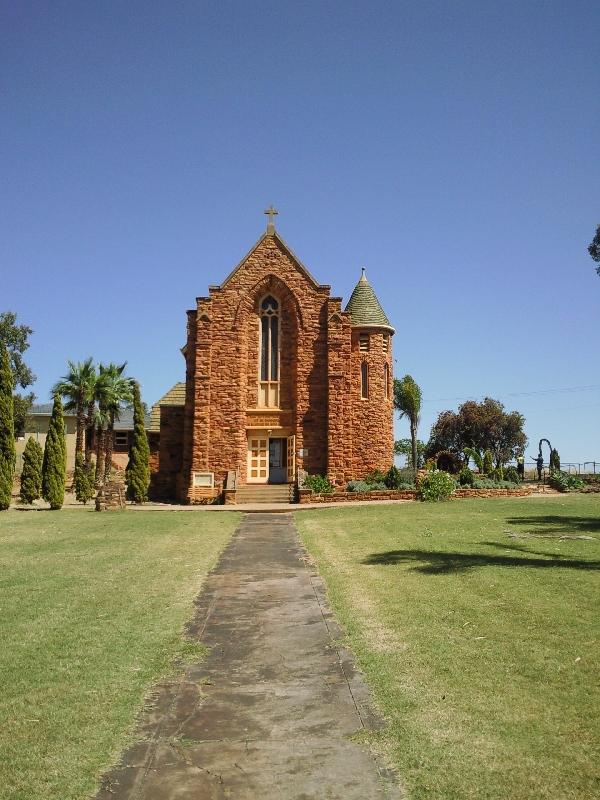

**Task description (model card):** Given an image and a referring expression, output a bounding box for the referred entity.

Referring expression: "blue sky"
[2,1,599,466]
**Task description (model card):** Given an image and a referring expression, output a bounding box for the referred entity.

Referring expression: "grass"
[296,495,600,800]
[0,509,239,800]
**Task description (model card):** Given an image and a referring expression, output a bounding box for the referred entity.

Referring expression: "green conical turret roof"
[344,269,394,332]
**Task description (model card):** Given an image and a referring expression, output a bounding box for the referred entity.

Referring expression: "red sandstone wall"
[158,231,395,500]
[152,406,184,500]
[348,329,394,478]
[186,234,331,488]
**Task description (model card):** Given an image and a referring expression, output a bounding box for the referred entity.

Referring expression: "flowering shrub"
[418,469,456,501]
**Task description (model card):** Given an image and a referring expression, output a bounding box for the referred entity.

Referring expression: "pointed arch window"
[259,295,280,407]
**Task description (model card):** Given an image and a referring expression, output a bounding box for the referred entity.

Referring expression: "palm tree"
[95,363,133,484]
[394,375,422,475]
[53,358,96,458]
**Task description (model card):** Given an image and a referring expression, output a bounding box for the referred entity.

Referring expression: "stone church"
[148,210,395,503]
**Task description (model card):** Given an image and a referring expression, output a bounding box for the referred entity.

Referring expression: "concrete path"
[96,513,401,799]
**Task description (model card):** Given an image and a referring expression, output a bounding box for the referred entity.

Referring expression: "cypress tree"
[482,449,494,476]
[20,436,43,504]
[125,381,150,503]
[0,342,16,511]
[550,448,560,472]
[41,393,66,510]
[73,451,95,504]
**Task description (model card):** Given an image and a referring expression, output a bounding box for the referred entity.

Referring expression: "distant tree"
[73,451,95,504]
[394,437,426,468]
[0,312,36,436]
[426,397,527,467]
[53,358,96,458]
[394,375,422,475]
[20,436,43,504]
[98,363,132,483]
[41,394,66,510]
[0,342,16,510]
[125,381,150,503]
[89,363,131,485]
[588,223,600,276]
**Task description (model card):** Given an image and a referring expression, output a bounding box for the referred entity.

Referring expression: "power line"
[423,384,600,404]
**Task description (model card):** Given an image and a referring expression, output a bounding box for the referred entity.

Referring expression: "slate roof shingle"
[344,270,394,332]
[148,382,186,433]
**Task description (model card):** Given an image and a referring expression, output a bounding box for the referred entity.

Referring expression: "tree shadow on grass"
[362,548,600,574]
[504,515,600,536]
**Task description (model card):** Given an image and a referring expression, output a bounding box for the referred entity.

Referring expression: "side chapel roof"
[148,382,186,433]
[344,269,395,333]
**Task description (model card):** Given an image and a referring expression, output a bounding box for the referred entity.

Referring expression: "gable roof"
[344,269,395,333]
[218,231,324,290]
[148,382,186,433]
[28,404,148,430]
[30,403,76,417]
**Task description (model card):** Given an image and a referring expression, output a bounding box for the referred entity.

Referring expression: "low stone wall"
[298,489,416,504]
[454,486,534,498]
[298,485,534,504]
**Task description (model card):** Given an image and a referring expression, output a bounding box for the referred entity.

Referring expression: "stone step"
[235,485,293,504]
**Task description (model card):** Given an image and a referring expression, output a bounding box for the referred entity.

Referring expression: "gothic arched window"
[259,295,280,407]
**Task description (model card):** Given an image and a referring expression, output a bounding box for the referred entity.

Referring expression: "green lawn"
[0,509,239,800]
[297,495,600,800]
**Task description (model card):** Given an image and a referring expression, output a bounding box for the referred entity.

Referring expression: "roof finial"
[360,267,368,283]
[264,205,279,234]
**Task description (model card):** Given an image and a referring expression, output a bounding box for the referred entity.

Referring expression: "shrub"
[20,436,43,504]
[473,478,519,489]
[418,469,455,502]
[482,450,494,475]
[347,480,388,492]
[550,448,561,472]
[0,342,15,511]
[458,467,475,487]
[398,467,416,486]
[303,474,334,494]
[74,452,95,504]
[503,466,520,483]
[125,381,150,503]
[489,466,504,482]
[41,394,66,510]
[364,469,386,486]
[384,465,402,489]
[347,480,371,492]
[547,470,584,492]
[435,450,461,474]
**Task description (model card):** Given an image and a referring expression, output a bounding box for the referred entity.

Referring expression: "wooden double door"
[247,434,295,483]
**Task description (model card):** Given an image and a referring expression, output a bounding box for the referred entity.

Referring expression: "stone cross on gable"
[264,205,279,233]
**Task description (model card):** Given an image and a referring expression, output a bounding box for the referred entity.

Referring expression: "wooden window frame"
[258,295,281,408]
